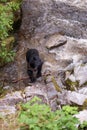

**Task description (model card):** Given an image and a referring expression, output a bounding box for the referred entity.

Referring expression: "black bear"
[26,49,43,82]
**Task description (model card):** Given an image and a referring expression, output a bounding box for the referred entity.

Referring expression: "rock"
[57,90,71,105]
[46,34,67,49]
[3,91,23,105]
[24,85,48,103]
[50,37,87,65]
[0,91,23,115]
[68,74,76,82]
[3,86,10,90]
[24,84,60,110]
[42,61,54,74]
[24,86,46,97]
[75,110,87,124]
[65,62,87,87]
[44,75,52,83]
[46,82,59,110]
[74,64,87,86]
[67,91,87,105]
[46,83,58,99]
[0,106,16,116]
[78,87,87,95]
[58,90,87,106]
[59,0,87,8]
[21,0,87,39]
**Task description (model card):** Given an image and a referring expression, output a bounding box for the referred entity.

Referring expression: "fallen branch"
[12,76,29,83]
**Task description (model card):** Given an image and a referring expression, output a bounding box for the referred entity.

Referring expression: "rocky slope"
[0,0,87,123]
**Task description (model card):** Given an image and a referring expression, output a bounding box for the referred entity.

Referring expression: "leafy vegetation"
[0,0,21,66]
[18,96,80,130]
[0,96,86,130]
[79,121,87,130]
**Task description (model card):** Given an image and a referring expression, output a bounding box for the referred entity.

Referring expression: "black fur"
[26,49,43,82]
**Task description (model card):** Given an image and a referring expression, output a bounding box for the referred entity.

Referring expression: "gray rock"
[0,106,16,116]
[21,0,87,39]
[67,91,87,105]
[46,34,67,49]
[24,84,60,110]
[75,110,87,124]
[74,64,87,86]
[46,83,58,99]
[59,0,87,9]
[5,91,23,105]
[50,37,87,66]
[68,74,76,82]
[78,87,87,95]
[24,85,47,98]
[57,90,71,105]
[58,91,87,106]
[24,85,49,104]
[64,63,87,88]
[3,86,10,90]
[0,91,23,115]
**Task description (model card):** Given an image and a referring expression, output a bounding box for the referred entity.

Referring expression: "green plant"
[0,0,7,3]
[62,105,78,115]
[0,40,15,64]
[0,0,21,66]
[18,96,79,130]
[79,121,87,130]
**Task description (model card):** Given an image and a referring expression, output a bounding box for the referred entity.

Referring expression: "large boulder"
[20,0,87,39]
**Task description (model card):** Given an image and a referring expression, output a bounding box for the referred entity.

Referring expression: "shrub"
[0,0,21,66]
[79,121,87,130]
[18,96,79,130]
